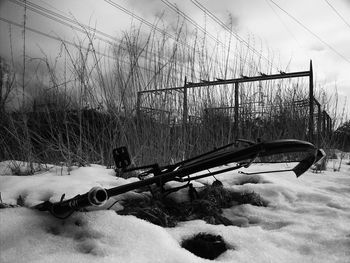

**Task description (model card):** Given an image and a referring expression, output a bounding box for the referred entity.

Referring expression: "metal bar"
[138,86,184,94]
[137,70,310,93]
[177,165,243,182]
[234,82,239,139]
[313,97,321,107]
[239,169,293,175]
[185,71,311,88]
[317,103,321,147]
[322,111,326,138]
[309,60,314,143]
[183,78,188,158]
[328,115,332,135]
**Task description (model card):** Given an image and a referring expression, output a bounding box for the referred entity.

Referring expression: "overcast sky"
[0,0,349,115]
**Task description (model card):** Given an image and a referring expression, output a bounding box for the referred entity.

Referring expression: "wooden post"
[234,82,239,139]
[309,60,314,143]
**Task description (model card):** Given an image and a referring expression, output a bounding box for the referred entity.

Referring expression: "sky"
[0,0,349,117]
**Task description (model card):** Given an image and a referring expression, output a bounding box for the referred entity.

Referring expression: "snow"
[0,160,350,263]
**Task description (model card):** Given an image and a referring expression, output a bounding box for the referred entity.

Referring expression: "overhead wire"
[160,0,226,78]
[6,0,117,45]
[161,0,224,46]
[191,0,279,72]
[4,0,274,87]
[11,0,251,81]
[104,0,194,52]
[269,0,350,64]
[8,0,187,70]
[104,0,226,79]
[323,0,350,30]
[1,15,194,95]
[5,0,194,80]
[161,0,247,78]
[23,0,202,80]
[264,0,301,47]
[0,16,157,74]
[6,0,167,64]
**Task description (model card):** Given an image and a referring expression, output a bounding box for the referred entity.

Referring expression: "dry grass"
[0,15,342,171]
[118,183,267,227]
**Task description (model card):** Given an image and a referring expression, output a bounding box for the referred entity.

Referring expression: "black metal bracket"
[113,147,131,170]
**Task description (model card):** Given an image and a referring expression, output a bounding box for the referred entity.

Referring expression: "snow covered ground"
[0,159,349,263]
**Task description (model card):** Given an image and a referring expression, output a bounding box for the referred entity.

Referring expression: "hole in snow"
[181,232,230,260]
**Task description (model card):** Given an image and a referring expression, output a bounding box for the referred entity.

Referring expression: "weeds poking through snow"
[7,161,49,176]
[0,192,21,209]
[16,195,25,207]
[118,184,268,227]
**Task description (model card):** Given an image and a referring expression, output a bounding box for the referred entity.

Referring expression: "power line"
[8,0,176,67]
[6,0,118,46]
[16,0,246,81]
[160,0,244,76]
[0,17,198,89]
[6,0,184,75]
[0,16,156,73]
[104,0,194,51]
[22,0,200,78]
[4,0,258,84]
[269,0,350,64]
[264,0,301,47]
[323,0,350,30]
[103,0,226,79]
[191,0,279,71]
[161,0,223,46]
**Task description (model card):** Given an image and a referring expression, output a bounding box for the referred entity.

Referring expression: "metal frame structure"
[137,61,332,146]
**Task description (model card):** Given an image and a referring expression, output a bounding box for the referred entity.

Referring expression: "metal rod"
[177,165,243,182]
[138,70,311,94]
[186,71,311,88]
[309,60,314,143]
[183,77,188,159]
[234,82,239,139]
[238,169,293,175]
[317,103,321,147]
